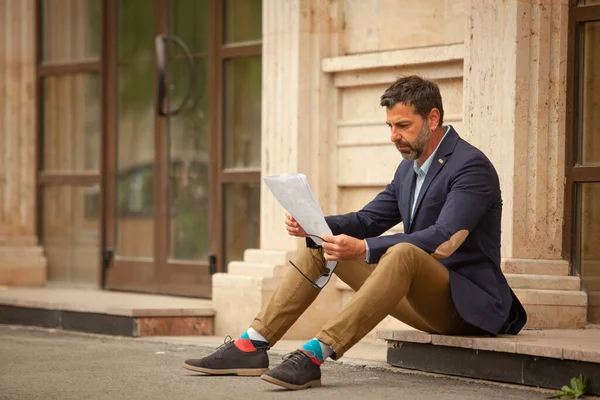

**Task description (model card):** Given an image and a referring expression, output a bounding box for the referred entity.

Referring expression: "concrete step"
[227,261,286,278]
[0,288,214,337]
[506,274,580,291]
[243,249,295,266]
[377,329,600,396]
[501,259,569,276]
[513,288,587,329]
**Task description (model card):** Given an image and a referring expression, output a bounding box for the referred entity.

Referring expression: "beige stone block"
[515,289,587,307]
[341,0,468,54]
[227,262,285,279]
[0,265,46,286]
[431,335,474,349]
[523,304,587,329]
[501,259,569,276]
[337,145,399,186]
[376,329,431,344]
[471,336,517,353]
[506,274,581,291]
[366,316,416,341]
[212,274,274,336]
[562,347,600,364]
[515,341,563,359]
[243,249,295,266]
[337,187,385,214]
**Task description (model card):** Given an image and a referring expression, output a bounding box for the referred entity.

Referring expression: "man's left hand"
[320,234,366,262]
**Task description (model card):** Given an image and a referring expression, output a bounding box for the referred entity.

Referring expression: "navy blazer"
[323,127,526,335]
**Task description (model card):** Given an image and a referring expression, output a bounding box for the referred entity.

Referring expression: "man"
[183,75,527,390]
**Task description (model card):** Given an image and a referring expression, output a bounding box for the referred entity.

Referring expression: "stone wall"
[0,0,47,285]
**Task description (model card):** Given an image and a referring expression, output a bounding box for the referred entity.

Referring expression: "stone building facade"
[1,0,598,338]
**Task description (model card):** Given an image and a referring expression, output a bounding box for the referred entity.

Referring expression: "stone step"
[501,259,569,276]
[377,329,600,396]
[0,246,45,258]
[227,261,286,278]
[243,249,295,266]
[513,289,587,329]
[506,274,579,290]
[0,288,214,337]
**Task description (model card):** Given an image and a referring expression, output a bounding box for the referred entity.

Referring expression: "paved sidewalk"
[1,324,581,400]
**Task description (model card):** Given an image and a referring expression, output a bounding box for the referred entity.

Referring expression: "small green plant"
[549,375,588,399]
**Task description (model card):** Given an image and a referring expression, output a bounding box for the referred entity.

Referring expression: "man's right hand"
[284,212,308,238]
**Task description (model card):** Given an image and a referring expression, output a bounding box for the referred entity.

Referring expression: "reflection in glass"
[168,58,210,260]
[118,0,154,61]
[578,21,600,165]
[41,0,101,63]
[224,183,260,267]
[169,0,209,54]
[43,185,100,285]
[224,57,262,169]
[577,183,600,323]
[42,74,101,172]
[116,61,155,258]
[224,0,262,44]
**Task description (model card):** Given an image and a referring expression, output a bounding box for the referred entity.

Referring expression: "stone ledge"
[501,259,569,276]
[0,305,214,337]
[377,329,600,363]
[322,43,464,73]
[0,288,214,317]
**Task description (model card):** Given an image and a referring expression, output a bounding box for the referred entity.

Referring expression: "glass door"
[103,0,212,297]
[566,2,600,323]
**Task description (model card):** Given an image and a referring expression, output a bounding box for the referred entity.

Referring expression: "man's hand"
[284,212,308,237]
[320,234,366,262]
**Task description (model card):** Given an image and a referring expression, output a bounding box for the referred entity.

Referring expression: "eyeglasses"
[288,234,338,290]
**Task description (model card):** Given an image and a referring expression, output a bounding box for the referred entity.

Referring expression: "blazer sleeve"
[364,155,497,263]
[305,178,402,248]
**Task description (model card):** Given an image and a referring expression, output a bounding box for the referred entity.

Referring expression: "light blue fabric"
[411,126,450,223]
[365,126,450,262]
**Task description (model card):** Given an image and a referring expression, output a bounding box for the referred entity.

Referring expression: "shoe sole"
[260,374,321,390]
[183,364,268,376]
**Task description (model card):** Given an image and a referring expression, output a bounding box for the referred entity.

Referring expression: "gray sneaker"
[183,337,269,376]
[261,350,321,390]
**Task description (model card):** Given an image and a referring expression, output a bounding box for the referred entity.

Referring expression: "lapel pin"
[438,158,444,164]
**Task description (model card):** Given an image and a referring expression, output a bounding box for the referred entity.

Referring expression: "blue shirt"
[365,126,450,263]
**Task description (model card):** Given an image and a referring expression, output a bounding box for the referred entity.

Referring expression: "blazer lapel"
[401,167,416,233]
[411,127,460,223]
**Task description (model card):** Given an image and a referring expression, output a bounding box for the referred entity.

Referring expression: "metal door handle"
[155,34,195,117]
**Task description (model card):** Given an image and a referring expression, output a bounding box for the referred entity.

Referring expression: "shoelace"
[213,335,234,358]
[282,349,317,366]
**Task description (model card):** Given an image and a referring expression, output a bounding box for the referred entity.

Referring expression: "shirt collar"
[413,126,450,176]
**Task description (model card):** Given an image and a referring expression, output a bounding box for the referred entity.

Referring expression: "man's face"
[385,103,432,161]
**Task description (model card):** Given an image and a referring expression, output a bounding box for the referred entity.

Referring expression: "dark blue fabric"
[317,127,526,335]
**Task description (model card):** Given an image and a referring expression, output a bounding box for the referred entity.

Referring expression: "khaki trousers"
[252,242,482,358]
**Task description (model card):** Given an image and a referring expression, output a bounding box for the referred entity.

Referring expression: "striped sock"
[234,327,269,352]
[300,338,333,366]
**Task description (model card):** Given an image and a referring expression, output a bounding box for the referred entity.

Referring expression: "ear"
[428,108,441,130]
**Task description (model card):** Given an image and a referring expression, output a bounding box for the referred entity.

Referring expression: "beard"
[395,123,432,161]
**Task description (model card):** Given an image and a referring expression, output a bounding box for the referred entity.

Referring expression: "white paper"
[263,173,332,246]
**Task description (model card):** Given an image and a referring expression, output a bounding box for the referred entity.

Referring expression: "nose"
[390,126,402,143]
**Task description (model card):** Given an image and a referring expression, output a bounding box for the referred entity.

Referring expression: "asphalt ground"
[0,325,588,400]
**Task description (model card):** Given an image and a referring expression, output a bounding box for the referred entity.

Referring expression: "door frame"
[101,0,262,297]
[563,0,600,272]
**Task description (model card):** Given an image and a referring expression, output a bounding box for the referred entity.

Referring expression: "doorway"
[102,0,262,297]
[565,1,600,323]
[37,0,262,298]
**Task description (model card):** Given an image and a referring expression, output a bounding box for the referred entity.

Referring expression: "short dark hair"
[380,75,444,128]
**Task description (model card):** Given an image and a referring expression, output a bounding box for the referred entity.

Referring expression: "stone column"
[212,0,342,337]
[463,0,569,273]
[0,0,47,286]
